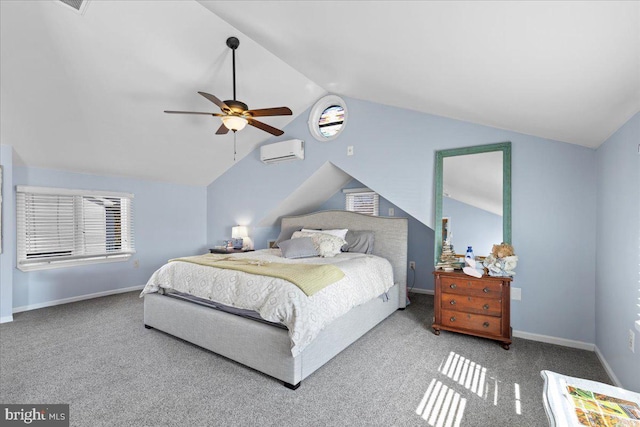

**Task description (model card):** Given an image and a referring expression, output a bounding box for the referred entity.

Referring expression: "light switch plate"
[511,287,522,300]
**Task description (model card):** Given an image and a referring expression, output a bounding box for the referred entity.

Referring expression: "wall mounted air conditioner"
[260,139,304,164]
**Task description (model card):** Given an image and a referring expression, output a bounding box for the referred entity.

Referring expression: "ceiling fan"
[165,37,292,136]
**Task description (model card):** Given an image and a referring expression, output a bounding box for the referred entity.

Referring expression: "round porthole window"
[308,95,348,141]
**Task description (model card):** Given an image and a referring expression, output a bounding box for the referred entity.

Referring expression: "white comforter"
[140,249,395,356]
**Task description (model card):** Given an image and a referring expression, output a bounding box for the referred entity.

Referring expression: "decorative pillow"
[278,237,319,259]
[300,228,348,240]
[292,231,347,258]
[274,226,303,248]
[342,230,375,254]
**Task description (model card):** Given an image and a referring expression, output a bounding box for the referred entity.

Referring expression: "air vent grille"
[60,0,83,11]
[58,0,90,14]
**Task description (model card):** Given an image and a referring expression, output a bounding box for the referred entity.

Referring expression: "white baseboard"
[594,346,622,387]
[408,288,434,295]
[12,285,145,314]
[403,291,603,355]
[0,315,14,324]
[512,330,595,351]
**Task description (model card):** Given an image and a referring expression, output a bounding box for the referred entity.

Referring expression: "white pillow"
[300,228,348,240]
[292,231,347,257]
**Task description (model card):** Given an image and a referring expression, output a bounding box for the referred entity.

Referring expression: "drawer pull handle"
[450,316,456,322]
[483,322,490,328]
[483,304,490,310]
[449,283,457,289]
[450,300,456,305]
[483,287,490,293]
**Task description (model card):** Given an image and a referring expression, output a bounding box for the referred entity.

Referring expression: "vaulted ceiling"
[1,1,638,186]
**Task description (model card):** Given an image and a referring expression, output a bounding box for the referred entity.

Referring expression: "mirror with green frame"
[434,142,511,266]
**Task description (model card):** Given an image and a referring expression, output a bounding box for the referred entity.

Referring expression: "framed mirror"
[434,142,511,266]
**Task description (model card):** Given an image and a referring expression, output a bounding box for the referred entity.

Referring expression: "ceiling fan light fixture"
[221,115,248,132]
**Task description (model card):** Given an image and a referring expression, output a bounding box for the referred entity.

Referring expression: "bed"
[142,210,408,389]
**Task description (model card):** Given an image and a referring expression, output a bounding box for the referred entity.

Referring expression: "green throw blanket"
[170,254,345,296]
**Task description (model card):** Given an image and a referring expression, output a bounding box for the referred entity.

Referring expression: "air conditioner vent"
[58,0,89,14]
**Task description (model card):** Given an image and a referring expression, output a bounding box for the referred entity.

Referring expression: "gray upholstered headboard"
[280,210,408,307]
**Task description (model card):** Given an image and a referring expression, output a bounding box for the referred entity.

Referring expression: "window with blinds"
[16,186,135,271]
[344,188,379,216]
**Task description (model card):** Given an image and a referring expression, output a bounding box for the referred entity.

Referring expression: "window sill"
[18,254,132,272]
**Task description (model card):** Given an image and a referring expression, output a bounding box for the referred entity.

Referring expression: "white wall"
[0,144,14,322]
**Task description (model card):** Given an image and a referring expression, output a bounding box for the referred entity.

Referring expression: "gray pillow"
[278,237,319,259]
[274,226,302,248]
[342,230,375,254]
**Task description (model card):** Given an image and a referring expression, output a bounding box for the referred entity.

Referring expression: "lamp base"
[232,238,243,250]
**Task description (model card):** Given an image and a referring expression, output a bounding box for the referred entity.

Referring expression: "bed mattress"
[165,290,287,329]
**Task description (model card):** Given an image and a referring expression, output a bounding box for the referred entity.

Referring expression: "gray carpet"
[0,292,611,426]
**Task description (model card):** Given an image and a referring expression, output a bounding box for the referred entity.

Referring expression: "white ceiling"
[1,1,638,187]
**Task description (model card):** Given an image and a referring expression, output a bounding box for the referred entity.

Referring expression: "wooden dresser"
[432,270,512,349]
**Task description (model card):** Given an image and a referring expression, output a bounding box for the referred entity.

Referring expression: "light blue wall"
[207,95,597,344]
[443,197,503,257]
[595,112,640,391]
[0,144,15,322]
[318,179,434,292]
[9,164,207,310]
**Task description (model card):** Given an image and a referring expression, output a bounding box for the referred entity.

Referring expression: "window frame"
[308,95,348,142]
[344,187,379,216]
[16,186,135,272]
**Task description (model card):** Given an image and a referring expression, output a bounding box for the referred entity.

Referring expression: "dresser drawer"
[440,277,503,298]
[441,293,502,317]
[441,309,502,335]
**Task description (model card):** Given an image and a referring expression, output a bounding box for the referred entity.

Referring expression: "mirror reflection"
[434,142,511,266]
[443,151,503,257]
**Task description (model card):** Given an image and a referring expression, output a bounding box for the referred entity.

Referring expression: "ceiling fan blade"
[247,118,284,136]
[198,92,230,112]
[164,110,223,116]
[215,123,230,135]
[245,107,292,117]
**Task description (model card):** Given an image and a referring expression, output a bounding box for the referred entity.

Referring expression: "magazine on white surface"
[565,384,640,426]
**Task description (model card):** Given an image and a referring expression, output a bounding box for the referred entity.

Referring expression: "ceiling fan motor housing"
[224,100,249,114]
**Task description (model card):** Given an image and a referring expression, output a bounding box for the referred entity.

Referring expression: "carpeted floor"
[0,292,611,426]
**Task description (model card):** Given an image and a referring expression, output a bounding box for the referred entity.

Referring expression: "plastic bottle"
[465,246,474,260]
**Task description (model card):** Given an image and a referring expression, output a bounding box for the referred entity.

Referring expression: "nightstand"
[209,248,254,254]
[432,270,512,349]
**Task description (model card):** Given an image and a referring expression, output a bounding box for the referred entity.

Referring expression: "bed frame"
[143,210,408,389]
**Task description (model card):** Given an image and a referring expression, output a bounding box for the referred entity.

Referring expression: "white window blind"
[16,186,134,271]
[344,188,379,216]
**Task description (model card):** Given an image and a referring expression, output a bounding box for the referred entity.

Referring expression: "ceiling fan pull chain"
[233,131,237,161]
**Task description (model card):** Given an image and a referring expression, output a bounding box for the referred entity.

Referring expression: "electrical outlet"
[388,208,395,216]
[133,259,139,269]
[409,261,415,270]
[629,329,635,353]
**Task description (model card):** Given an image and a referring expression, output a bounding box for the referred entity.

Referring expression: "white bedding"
[140,249,395,356]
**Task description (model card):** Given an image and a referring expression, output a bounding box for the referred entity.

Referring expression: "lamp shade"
[232,226,249,239]
[221,115,248,132]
